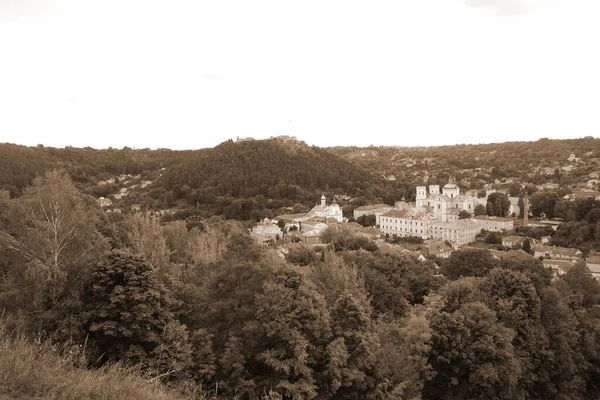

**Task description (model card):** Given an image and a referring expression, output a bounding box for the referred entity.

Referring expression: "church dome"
[444,182,457,189]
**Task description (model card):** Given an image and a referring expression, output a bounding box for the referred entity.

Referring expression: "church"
[415,179,477,223]
[307,194,343,223]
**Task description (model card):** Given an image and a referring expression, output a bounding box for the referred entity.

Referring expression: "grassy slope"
[0,329,192,400]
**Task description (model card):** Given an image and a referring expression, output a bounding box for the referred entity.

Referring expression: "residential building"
[97,197,112,208]
[543,259,578,277]
[502,236,530,249]
[251,224,282,247]
[585,254,600,280]
[534,245,582,261]
[563,189,600,201]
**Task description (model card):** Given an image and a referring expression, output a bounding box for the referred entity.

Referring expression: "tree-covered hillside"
[0,142,185,196]
[328,136,600,188]
[158,139,396,219]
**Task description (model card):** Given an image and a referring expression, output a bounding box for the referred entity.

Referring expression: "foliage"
[441,249,496,280]
[84,252,192,376]
[458,210,471,219]
[486,192,510,217]
[474,204,487,216]
[356,214,377,227]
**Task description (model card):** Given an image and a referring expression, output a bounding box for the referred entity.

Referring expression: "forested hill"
[159,139,393,218]
[0,139,396,221]
[328,136,600,184]
[0,142,184,196]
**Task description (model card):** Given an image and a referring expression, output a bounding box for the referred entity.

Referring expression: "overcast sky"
[1,0,599,150]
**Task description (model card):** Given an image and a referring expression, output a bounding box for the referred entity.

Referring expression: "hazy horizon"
[1,0,599,149]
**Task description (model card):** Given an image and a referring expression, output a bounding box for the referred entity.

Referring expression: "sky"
[0,0,599,150]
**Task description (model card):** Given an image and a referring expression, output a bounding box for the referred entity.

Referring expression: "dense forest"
[1,170,600,399]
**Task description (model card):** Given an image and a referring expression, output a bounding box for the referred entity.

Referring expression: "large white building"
[379,209,438,239]
[415,180,477,223]
[379,180,484,246]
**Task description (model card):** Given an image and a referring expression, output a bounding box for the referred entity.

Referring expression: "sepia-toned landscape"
[2,136,600,399]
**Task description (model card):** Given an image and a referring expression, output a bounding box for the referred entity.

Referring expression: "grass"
[0,325,195,400]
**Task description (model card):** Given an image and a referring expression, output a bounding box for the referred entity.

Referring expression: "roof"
[543,259,577,273]
[502,235,528,244]
[381,209,410,218]
[431,194,451,202]
[586,255,600,265]
[354,204,391,212]
[489,249,533,260]
[310,205,328,213]
[535,245,581,257]
[444,219,480,230]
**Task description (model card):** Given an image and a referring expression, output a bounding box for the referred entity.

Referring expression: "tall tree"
[0,170,108,335]
[424,301,520,400]
[84,252,192,376]
[486,192,510,217]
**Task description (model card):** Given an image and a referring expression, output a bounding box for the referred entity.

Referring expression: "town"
[247,149,600,280]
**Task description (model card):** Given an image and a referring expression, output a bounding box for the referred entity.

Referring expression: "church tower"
[321,194,326,207]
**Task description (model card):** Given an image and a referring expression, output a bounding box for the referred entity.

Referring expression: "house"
[97,197,112,208]
[567,152,580,163]
[489,249,534,260]
[585,254,600,279]
[130,204,141,212]
[543,259,578,277]
[250,223,282,247]
[534,245,582,261]
[353,204,393,225]
[423,241,454,258]
[300,217,329,234]
[563,189,600,201]
[300,230,321,245]
[502,236,532,249]
[471,215,514,232]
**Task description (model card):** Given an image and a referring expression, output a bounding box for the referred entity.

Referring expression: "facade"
[430,219,480,246]
[471,215,514,231]
[379,209,438,239]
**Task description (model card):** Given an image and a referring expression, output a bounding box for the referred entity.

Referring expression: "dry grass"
[0,326,196,400]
